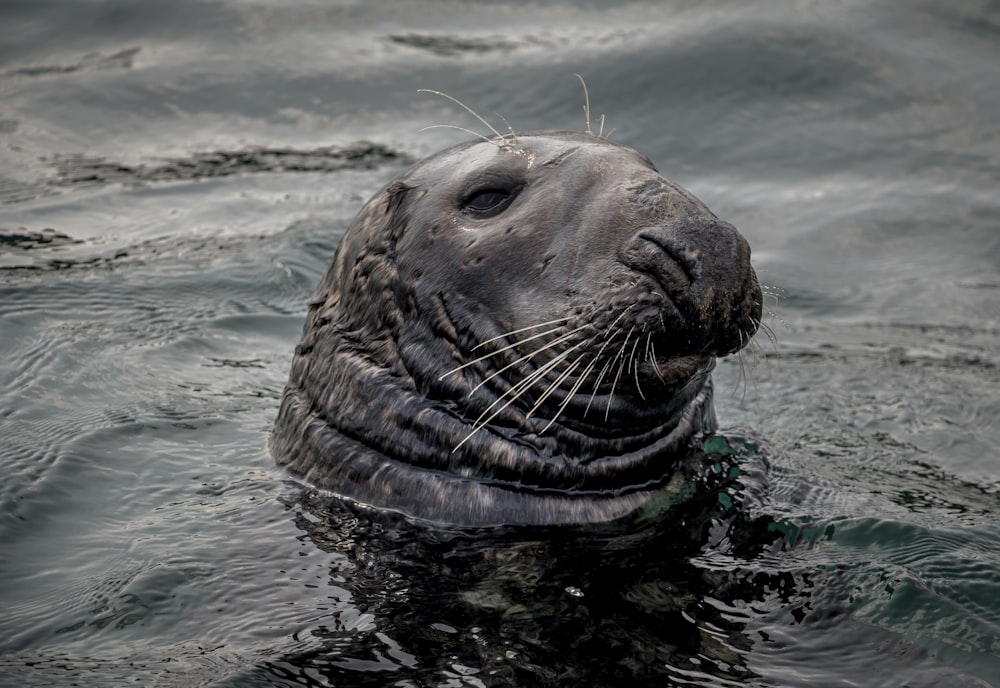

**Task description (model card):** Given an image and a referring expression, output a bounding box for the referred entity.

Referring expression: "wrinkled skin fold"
[271,132,762,526]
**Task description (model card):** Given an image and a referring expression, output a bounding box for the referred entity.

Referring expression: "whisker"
[575,74,607,139]
[453,339,589,452]
[751,332,769,374]
[469,337,589,426]
[586,356,616,417]
[732,330,749,402]
[629,335,645,401]
[758,319,780,354]
[730,327,764,406]
[527,355,582,419]
[603,304,634,336]
[418,89,508,143]
[576,73,593,136]
[473,316,574,350]
[418,124,504,149]
[649,339,665,382]
[557,349,600,420]
[493,110,518,145]
[438,319,579,380]
[467,323,590,395]
[583,309,635,414]
[605,327,634,420]
[606,350,630,421]
[539,353,598,435]
[454,361,560,452]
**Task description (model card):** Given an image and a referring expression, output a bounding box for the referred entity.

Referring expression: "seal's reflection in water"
[239,435,988,688]
[272,435,768,687]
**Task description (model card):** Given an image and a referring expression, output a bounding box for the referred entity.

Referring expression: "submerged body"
[271,131,761,526]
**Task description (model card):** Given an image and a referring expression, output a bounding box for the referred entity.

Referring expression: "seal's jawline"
[271,375,718,527]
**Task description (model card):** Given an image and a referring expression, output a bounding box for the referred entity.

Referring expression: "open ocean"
[1,1,998,685]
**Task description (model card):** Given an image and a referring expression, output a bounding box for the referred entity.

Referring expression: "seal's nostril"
[636,229,699,287]
[629,219,752,297]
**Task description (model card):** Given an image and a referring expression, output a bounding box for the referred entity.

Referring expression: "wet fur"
[271,95,763,526]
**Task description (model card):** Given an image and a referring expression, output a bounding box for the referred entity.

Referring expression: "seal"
[270,131,762,526]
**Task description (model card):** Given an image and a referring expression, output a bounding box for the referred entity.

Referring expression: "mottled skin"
[271,132,761,526]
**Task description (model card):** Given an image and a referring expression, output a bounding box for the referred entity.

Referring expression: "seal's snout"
[626,218,749,295]
[623,217,761,356]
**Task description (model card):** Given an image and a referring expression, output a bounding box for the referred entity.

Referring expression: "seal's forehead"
[518,133,659,170]
[403,132,654,185]
[407,140,515,183]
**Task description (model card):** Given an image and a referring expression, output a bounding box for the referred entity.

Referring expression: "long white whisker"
[606,350,629,421]
[541,352,600,434]
[453,339,589,452]
[586,356,616,417]
[733,331,748,400]
[605,328,634,421]
[576,73,593,135]
[741,336,762,411]
[453,362,559,453]
[758,319,779,353]
[583,310,635,414]
[418,89,508,142]
[601,304,634,339]
[468,323,590,395]
[473,316,574,350]
[438,320,579,380]
[648,338,665,382]
[629,334,645,401]
[493,110,518,145]
[527,356,582,420]
[418,124,503,148]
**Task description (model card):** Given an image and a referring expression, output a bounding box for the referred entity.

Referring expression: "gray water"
[2,1,999,686]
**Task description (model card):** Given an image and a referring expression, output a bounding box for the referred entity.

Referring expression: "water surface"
[1,1,998,685]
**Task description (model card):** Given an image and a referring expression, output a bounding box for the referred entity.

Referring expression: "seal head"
[271,132,761,526]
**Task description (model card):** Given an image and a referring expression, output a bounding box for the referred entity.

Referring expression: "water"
[1,0,998,685]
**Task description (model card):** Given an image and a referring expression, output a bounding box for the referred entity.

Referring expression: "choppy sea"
[1,1,998,686]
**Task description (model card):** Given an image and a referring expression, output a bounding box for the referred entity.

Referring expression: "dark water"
[2,1,999,685]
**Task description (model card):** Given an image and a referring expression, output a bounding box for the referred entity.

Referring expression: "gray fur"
[271,132,761,526]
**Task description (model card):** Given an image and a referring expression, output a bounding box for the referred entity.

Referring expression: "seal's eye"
[462,187,518,217]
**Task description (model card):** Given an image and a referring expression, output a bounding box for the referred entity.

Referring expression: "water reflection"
[240,435,990,688]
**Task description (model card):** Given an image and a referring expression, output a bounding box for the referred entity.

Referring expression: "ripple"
[387,33,525,57]
[1,0,998,685]
[2,46,140,80]
[49,142,410,188]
